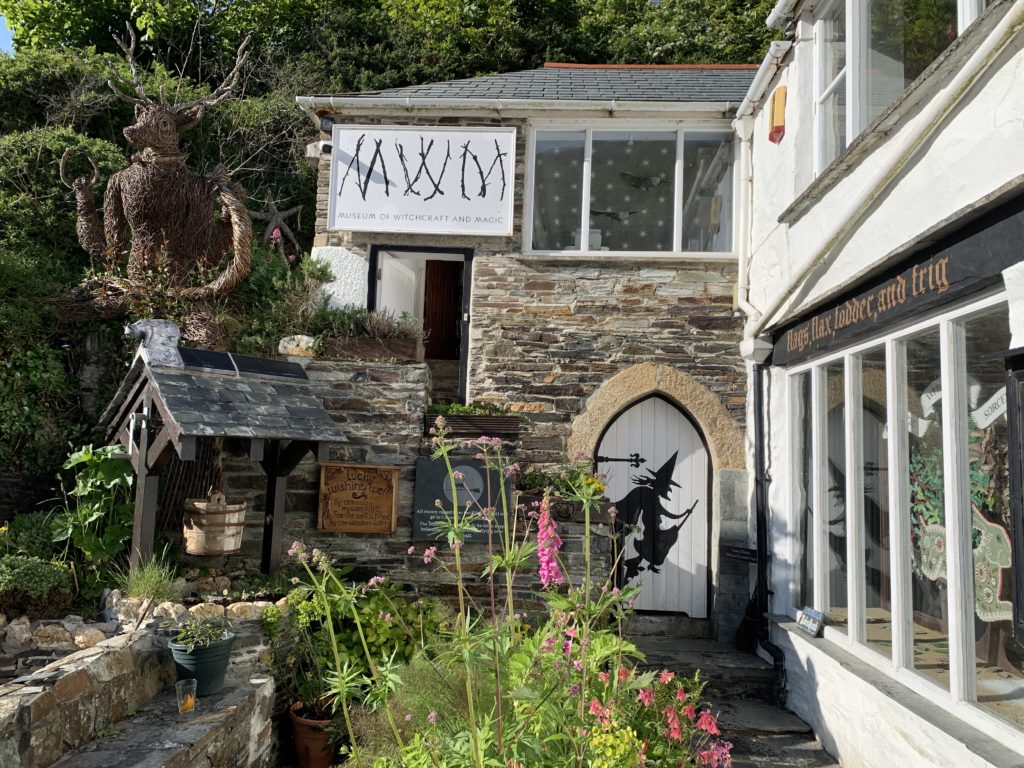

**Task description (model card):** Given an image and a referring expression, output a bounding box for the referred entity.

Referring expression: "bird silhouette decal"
[591,207,641,224]
[619,171,666,191]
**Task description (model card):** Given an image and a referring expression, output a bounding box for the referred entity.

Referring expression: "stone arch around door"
[567,363,748,639]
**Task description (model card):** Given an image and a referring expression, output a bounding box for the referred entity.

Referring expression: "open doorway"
[367,246,473,404]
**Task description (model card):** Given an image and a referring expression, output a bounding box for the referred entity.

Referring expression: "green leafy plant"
[174,614,233,653]
[50,444,134,602]
[0,554,73,618]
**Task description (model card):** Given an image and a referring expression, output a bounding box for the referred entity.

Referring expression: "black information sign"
[773,194,1024,366]
[411,457,512,542]
[723,545,759,563]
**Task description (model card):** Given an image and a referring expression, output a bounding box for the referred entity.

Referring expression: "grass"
[115,553,180,604]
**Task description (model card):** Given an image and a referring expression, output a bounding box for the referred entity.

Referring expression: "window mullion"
[523,128,537,251]
[812,366,830,614]
[847,0,865,138]
[940,319,976,703]
[580,128,593,252]
[673,130,684,253]
[887,338,914,669]
[846,354,866,644]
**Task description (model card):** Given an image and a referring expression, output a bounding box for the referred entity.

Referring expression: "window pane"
[962,306,1024,727]
[531,131,584,250]
[906,329,950,690]
[819,74,848,169]
[681,133,734,252]
[866,0,958,124]
[794,372,815,608]
[827,361,848,632]
[822,1,846,82]
[861,347,893,657]
[589,131,676,252]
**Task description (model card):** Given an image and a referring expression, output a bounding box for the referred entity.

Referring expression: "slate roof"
[327,64,757,104]
[100,351,345,444]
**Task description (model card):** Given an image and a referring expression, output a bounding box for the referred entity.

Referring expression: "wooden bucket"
[183,492,247,556]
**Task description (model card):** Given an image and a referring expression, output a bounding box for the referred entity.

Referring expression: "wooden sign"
[773,194,1024,366]
[319,463,398,534]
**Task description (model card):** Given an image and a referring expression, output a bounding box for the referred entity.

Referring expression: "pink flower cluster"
[536,497,564,588]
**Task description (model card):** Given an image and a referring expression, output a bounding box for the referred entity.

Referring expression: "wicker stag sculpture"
[60,27,253,328]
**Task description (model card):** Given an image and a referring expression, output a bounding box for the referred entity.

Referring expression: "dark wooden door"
[423,260,462,360]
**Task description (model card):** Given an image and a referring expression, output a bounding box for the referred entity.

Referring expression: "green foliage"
[0,510,59,559]
[51,444,135,601]
[0,348,83,476]
[427,400,520,417]
[0,554,74,618]
[173,614,233,653]
[517,458,606,496]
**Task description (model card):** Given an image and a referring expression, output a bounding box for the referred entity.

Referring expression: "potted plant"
[267,605,337,768]
[168,614,236,696]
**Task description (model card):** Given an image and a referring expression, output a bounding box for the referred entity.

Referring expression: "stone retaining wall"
[0,633,172,767]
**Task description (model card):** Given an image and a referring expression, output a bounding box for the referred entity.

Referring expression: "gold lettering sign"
[319,463,399,534]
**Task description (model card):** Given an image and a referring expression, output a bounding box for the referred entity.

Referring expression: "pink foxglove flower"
[696,710,721,736]
[536,497,564,588]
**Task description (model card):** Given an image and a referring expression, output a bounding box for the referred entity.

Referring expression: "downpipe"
[753,361,787,707]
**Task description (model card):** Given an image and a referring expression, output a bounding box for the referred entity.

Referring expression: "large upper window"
[528,127,735,254]
[814,0,983,174]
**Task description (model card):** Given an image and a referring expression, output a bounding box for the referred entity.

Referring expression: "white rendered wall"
[774,626,1013,768]
[312,245,367,308]
[745,23,1024,331]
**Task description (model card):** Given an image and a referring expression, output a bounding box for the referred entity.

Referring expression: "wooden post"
[129,388,159,568]
[261,441,287,574]
[259,440,320,574]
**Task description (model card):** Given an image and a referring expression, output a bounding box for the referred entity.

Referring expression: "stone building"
[739,1,1024,766]
[292,64,757,641]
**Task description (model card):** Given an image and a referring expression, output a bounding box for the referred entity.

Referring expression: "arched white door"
[596,395,710,615]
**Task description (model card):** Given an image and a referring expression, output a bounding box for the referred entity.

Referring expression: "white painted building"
[739,1,1024,765]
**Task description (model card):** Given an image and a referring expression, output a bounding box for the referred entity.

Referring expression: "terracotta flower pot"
[290,701,334,768]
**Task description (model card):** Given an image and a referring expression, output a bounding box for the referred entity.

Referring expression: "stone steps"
[634,636,775,701]
[53,674,274,768]
[625,613,714,639]
[715,699,839,767]
[629,632,841,767]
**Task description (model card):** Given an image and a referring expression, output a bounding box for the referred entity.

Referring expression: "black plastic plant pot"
[168,633,236,696]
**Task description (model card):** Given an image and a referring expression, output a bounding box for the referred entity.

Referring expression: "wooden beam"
[178,435,197,462]
[277,440,315,477]
[106,377,147,442]
[316,442,332,463]
[249,438,265,463]
[146,427,172,472]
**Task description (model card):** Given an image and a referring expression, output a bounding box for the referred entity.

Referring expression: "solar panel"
[180,347,234,372]
[231,353,308,380]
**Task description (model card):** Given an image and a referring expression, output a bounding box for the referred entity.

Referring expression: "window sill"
[519,251,738,264]
[770,615,1024,767]
[779,0,1011,226]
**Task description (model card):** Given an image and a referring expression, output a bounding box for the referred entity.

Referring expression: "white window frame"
[523,120,739,261]
[782,287,1024,754]
[812,0,987,176]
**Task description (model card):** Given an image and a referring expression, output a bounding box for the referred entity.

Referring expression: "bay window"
[785,292,1024,738]
[527,127,735,255]
[813,0,985,175]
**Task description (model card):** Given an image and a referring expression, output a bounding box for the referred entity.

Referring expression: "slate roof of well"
[100,351,345,444]
[331,63,758,104]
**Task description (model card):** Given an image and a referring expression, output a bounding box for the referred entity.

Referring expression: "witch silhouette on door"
[615,451,700,583]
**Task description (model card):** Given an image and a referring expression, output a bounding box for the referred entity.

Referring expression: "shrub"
[0,554,73,619]
[0,510,59,559]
